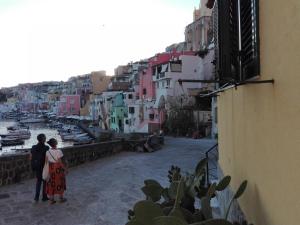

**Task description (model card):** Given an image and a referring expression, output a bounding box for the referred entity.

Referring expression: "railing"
[205,143,219,185]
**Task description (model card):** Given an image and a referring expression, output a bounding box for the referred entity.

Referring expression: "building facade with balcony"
[136,51,196,133]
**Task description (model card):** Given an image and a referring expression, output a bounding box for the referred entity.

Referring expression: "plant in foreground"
[126,158,249,225]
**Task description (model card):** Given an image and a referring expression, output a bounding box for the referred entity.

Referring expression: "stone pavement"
[0,137,217,225]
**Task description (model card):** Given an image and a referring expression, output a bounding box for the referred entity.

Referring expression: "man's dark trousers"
[34,167,47,201]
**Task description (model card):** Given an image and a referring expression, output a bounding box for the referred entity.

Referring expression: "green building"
[110,93,127,132]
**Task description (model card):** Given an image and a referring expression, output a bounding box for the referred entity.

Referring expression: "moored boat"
[0,128,31,140]
[19,118,45,123]
[1,138,25,146]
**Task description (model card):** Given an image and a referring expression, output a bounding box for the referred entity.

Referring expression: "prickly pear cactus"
[126,157,247,225]
[141,180,164,202]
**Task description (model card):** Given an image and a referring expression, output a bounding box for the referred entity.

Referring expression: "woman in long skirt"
[45,138,67,204]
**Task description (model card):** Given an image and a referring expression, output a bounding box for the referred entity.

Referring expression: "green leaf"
[216,176,231,191]
[225,180,248,220]
[195,158,208,177]
[174,178,185,208]
[206,183,216,199]
[153,216,188,225]
[133,200,164,224]
[126,219,144,225]
[172,171,181,182]
[200,197,212,220]
[190,218,234,225]
[234,180,247,199]
[168,182,179,199]
[141,184,163,202]
[169,208,186,221]
[144,179,162,187]
[162,206,173,216]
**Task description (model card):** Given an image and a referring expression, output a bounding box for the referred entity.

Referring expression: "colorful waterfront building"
[94,91,122,130]
[110,93,127,132]
[57,95,80,116]
[137,51,195,133]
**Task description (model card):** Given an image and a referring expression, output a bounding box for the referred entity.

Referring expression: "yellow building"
[90,71,111,94]
[79,71,111,116]
[208,0,300,224]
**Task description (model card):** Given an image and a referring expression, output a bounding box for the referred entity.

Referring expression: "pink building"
[58,95,80,116]
[139,51,195,101]
[138,51,195,133]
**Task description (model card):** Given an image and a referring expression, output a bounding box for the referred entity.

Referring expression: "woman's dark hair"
[47,138,58,147]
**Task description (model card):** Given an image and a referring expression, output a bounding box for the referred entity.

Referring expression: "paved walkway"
[0,137,217,225]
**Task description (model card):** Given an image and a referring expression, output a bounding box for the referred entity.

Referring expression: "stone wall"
[0,154,32,186]
[63,140,124,167]
[0,139,146,187]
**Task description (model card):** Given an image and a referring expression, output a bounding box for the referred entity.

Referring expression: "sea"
[0,120,73,156]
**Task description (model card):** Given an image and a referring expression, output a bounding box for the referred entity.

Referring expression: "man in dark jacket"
[30,133,49,202]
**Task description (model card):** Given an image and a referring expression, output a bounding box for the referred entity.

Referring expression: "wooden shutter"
[240,0,260,79]
[212,0,219,80]
[214,0,239,83]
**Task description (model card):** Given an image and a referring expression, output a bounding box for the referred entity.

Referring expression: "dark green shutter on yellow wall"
[213,0,260,82]
[240,0,260,80]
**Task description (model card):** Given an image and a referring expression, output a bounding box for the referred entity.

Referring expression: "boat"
[60,133,88,141]
[1,134,31,140]
[7,125,20,131]
[1,138,25,146]
[73,139,93,145]
[58,125,87,141]
[0,129,31,140]
[19,118,45,123]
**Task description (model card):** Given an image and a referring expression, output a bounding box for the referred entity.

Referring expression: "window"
[157,82,159,88]
[167,79,171,87]
[143,88,147,95]
[157,65,162,74]
[170,61,182,72]
[129,107,135,114]
[149,113,154,120]
[128,94,133,99]
[214,0,260,82]
[152,67,156,76]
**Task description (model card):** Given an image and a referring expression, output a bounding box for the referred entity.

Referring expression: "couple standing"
[30,133,67,204]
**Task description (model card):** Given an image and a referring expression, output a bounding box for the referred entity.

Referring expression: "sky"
[0,0,200,88]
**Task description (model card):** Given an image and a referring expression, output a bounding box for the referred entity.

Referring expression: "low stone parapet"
[0,139,147,187]
[0,153,32,186]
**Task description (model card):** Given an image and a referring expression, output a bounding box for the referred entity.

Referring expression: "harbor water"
[0,120,73,156]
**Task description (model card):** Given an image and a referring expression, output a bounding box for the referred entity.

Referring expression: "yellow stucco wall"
[90,72,111,94]
[217,0,300,224]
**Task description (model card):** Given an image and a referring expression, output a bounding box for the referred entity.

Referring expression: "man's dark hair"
[37,133,46,143]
